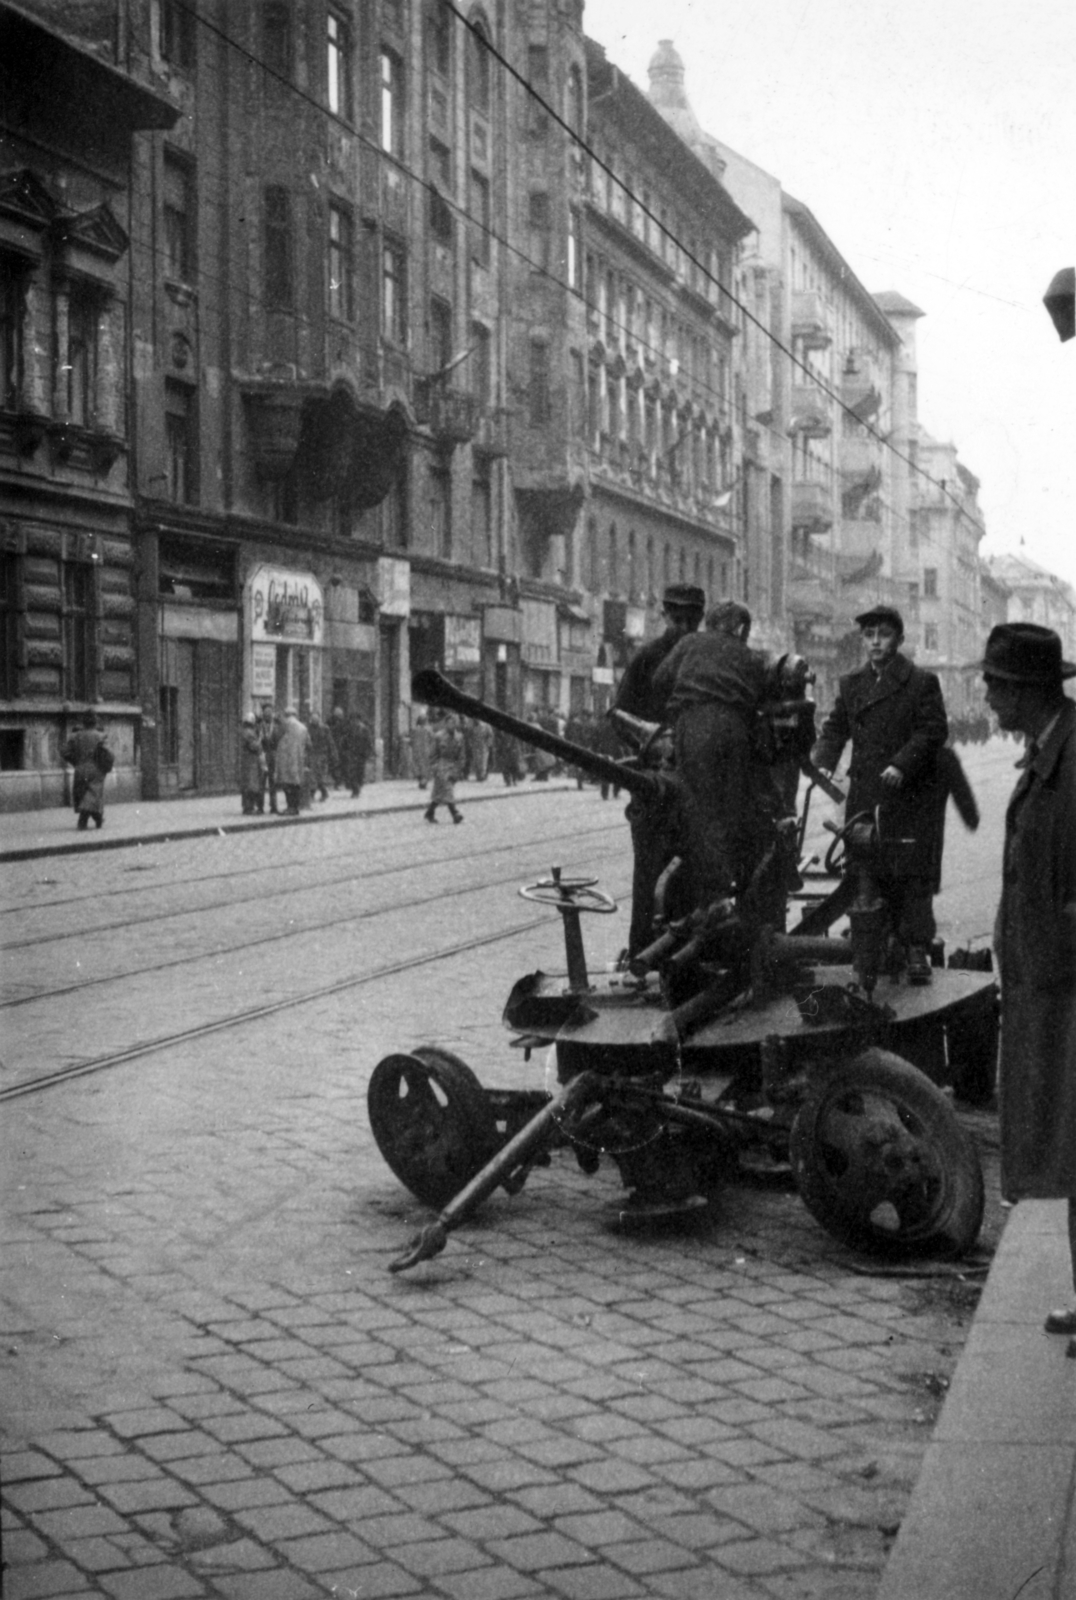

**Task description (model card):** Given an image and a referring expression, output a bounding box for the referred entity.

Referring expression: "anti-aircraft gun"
[368,669,998,1274]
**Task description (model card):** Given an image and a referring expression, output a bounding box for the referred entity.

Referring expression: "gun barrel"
[412,669,660,800]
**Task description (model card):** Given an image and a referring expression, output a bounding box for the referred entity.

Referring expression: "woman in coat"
[425,714,464,823]
[239,714,266,813]
[62,711,108,830]
[411,713,432,790]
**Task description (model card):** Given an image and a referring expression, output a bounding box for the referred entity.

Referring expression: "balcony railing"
[417,385,479,445]
[791,479,834,532]
[789,383,831,438]
[839,433,881,479]
[791,290,831,349]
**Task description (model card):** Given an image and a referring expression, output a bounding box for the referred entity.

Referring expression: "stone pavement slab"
[878,1200,1076,1600]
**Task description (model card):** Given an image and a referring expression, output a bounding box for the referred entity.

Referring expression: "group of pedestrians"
[240,703,371,817]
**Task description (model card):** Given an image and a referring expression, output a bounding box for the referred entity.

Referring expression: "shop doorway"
[378,619,400,774]
[159,636,239,792]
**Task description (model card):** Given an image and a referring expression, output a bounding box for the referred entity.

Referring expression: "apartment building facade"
[0,2,177,811]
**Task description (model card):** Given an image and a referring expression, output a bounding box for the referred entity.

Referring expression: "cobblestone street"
[1,752,1012,1598]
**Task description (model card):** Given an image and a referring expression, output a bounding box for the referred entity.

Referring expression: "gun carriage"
[370,668,998,1274]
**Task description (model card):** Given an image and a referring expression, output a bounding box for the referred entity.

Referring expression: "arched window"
[468,15,491,112]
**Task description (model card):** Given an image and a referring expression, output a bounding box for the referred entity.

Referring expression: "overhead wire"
[166,0,985,544]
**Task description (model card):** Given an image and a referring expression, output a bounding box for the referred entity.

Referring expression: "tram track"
[0,836,629,1010]
[1,817,621,950]
[0,873,634,1103]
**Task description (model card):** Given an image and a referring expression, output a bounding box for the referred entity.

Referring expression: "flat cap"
[855,605,904,634]
[663,584,706,612]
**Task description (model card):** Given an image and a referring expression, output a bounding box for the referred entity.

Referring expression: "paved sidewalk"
[0,774,578,863]
[878,1200,1076,1600]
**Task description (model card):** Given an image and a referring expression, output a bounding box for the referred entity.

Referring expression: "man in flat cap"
[812,605,948,982]
[613,583,706,722]
[981,624,1076,1333]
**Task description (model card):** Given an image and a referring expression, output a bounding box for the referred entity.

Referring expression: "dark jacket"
[614,628,687,722]
[995,699,1076,1198]
[812,652,948,883]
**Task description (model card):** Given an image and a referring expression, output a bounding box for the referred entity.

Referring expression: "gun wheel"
[368,1047,499,1209]
[790,1047,984,1256]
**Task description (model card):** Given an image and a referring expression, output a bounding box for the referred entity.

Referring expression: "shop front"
[245,563,325,718]
[521,598,560,710]
[481,605,522,712]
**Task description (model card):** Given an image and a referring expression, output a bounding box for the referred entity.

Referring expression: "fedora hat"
[979,623,1076,682]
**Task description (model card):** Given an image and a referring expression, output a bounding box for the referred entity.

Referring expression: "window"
[468,20,491,112]
[164,380,196,504]
[527,45,549,134]
[65,284,102,427]
[429,297,452,374]
[429,137,452,191]
[429,185,453,244]
[326,8,352,119]
[470,322,491,407]
[924,622,939,651]
[0,551,17,700]
[380,49,404,155]
[328,201,353,320]
[429,464,451,557]
[472,468,492,567]
[161,0,195,69]
[469,170,490,267]
[264,186,293,309]
[608,525,618,594]
[529,340,550,425]
[382,236,407,345]
[528,191,551,272]
[427,1,450,75]
[163,151,195,282]
[566,64,583,135]
[924,566,938,598]
[567,208,580,292]
[262,2,292,78]
[1,258,26,410]
[62,560,93,701]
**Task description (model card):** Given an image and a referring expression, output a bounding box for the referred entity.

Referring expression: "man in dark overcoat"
[651,601,768,912]
[812,605,948,980]
[611,583,705,958]
[981,624,1076,1333]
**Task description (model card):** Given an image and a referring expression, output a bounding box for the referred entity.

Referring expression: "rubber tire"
[789,1047,984,1256]
[368,1045,500,1209]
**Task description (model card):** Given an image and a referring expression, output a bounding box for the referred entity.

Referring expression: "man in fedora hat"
[981,623,1076,1333]
[812,604,949,982]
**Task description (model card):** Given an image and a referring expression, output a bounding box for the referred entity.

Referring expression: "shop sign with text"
[248,566,324,645]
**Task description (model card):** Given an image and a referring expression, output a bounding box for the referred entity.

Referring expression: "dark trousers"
[673,703,754,909]
[879,875,936,946]
[282,783,301,815]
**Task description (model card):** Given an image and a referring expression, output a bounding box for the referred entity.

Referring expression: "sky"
[583,0,1076,587]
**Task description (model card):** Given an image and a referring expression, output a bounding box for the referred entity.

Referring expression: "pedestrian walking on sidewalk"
[239,714,266,813]
[62,709,111,830]
[307,711,336,801]
[412,712,432,790]
[981,624,1076,1333]
[425,713,464,823]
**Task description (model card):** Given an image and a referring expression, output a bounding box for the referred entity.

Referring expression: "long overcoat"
[995,699,1076,1199]
[62,726,106,816]
[239,726,265,791]
[812,653,948,884]
[274,716,309,786]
